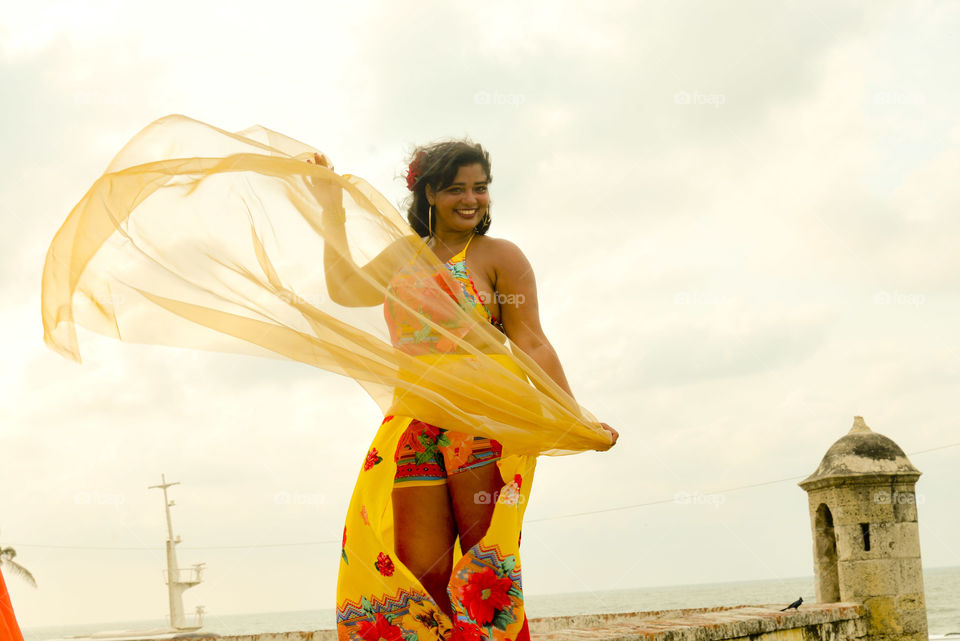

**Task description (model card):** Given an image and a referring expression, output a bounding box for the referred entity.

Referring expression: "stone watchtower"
[799,416,927,641]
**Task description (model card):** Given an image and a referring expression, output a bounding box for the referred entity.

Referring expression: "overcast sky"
[2,0,958,630]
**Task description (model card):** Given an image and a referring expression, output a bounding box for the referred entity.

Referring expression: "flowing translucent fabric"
[40,114,612,639]
[41,114,609,456]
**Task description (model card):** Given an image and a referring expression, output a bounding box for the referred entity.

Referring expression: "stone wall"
[528,603,866,641]
[186,603,867,641]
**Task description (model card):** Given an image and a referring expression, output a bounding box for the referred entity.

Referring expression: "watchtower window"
[860,522,871,551]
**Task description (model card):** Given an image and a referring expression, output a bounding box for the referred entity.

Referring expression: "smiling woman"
[39,114,617,641]
[320,139,618,638]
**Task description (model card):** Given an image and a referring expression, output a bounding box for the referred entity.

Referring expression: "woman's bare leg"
[448,463,505,554]
[392,484,457,617]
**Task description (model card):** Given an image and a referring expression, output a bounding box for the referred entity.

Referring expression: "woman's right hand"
[306,152,345,220]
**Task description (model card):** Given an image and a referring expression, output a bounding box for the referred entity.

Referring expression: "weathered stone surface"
[835,524,870,561]
[898,558,925,593]
[863,596,902,636]
[834,522,900,559]
[891,524,922,559]
[527,603,866,641]
[839,559,900,598]
[894,592,925,612]
[897,609,929,636]
[828,485,894,525]
[184,604,868,641]
[798,417,920,490]
[891,490,919,523]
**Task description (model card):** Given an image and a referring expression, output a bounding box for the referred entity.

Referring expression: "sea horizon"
[21,565,960,640]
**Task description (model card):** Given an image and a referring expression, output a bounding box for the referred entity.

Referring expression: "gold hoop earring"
[428,204,434,238]
[478,206,490,231]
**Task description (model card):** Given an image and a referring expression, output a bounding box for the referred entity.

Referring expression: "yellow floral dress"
[336,235,534,641]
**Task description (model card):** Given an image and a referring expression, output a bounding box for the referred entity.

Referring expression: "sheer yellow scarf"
[41,114,610,456]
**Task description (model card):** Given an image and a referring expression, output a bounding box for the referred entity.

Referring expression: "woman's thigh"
[447,462,505,554]
[391,483,457,579]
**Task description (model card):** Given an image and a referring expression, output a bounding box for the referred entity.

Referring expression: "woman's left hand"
[598,422,619,450]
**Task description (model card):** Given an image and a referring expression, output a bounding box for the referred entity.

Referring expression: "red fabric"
[0,568,25,641]
[515,615,531,641]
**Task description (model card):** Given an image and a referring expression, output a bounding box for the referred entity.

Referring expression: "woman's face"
[427,163,490,234]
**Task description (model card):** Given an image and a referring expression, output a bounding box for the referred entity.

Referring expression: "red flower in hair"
[406,151,426,191]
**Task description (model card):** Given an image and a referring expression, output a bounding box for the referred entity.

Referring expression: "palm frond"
[1,559,38,588]
[0,547,38,588]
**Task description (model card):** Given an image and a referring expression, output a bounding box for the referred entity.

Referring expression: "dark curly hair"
[404,140,492,237]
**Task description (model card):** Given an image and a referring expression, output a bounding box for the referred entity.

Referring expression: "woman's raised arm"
[308,152,403,307]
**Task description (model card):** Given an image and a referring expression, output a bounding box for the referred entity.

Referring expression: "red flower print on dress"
[497,476,522,506]
[449,620,486,641]
[414,420,442,440]
[458,566,514,625]
[375,551,395,577]
[356,613,404,641]
[363,447,383,471]
[440,431,475,470]
[394,420,441,460]
[434,271,459,301]
[418,278,464,324]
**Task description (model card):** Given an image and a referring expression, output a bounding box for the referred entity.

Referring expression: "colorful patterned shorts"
[394,419,503,488]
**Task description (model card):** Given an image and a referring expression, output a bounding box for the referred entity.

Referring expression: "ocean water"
[23,565,960,640]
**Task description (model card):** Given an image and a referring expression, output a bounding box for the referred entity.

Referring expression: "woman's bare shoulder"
[476,235,532,276]
[381,234,423,259]
[362,234,423,280]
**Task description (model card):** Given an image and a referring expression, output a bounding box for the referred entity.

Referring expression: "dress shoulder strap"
[447,233,475,264]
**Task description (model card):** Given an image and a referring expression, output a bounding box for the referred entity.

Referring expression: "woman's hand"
[306,152,345,221]
[597,422,619,450]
